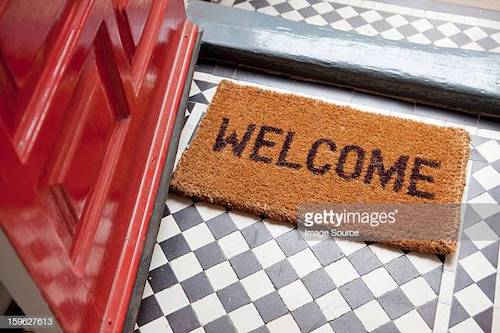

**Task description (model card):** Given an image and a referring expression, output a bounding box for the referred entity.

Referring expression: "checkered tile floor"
[206,0,500,53]
[135,66,500,333]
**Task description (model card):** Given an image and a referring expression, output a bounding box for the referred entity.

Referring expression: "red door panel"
[0,0,199,332]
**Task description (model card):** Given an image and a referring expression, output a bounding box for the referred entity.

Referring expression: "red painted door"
[0,0,198,332]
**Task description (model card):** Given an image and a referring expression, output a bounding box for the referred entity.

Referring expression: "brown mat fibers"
[171,81,470,254]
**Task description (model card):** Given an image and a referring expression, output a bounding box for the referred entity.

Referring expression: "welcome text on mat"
[212,117,441,200]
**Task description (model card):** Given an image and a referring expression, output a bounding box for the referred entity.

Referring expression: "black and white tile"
[135,65,500,333]
[207,0,500,53]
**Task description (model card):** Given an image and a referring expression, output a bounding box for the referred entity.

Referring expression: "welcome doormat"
[171,81,470,254]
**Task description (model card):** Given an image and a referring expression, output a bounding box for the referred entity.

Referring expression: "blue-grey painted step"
[188,0,500,117]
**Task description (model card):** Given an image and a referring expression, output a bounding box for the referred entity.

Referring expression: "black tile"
[195,241,226,270]
[422,266,442,294]
[302,268,336,298]
[230,250,263,279]
[311,239,344,266]
[276,230,308,256]
[274,2,294,14]
[384,256,419,285]
[458,236,479,260]
[453,264,473,293]
[265,259,299,289]
[330,312,367,333]
[371,19,393,33]
[206,212,238,239]
[372,321,399,333]
[377,288,413,320]
[449,32,473,46]
[481,241,499,267]
[338,278,374,309]
[172,205,204,231]
[167,305,201,333]
[148,264,178,293]
[291,302,327,333]
[250,326,270,333]
[159,234,191,261]
[217,281,252,313]
[348,246,382,275]
[298,6,319,19]
[397,23,419,37]
[241,222,273,248]
[449,297,469,328]
[347,15,367,28]
[254,291,288,324]
[136,295,163,326]
[477,36,498,51]
[194,79,217,92]
[322,11,342,24]
[249,0,269,10]
[417,299,437,329]
[204,315,237,333]
[477,273,496,302]
[474,307,493,333]
[423,28,445,41]
[181,272,214,302]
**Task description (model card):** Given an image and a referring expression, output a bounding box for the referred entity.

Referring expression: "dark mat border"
[188,0,500,118]
[122,29,202,333]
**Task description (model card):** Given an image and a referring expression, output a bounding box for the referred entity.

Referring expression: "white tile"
[355,24,379,36]
[183,223,215,251]
[193,201,225,221]
[263,219,294,238]
[436,22,460,36]
[185,103,206,127]
[335,239,365,256]
[362,267,398,297]
[149,243,168,270]
[166,194,192,213]
[139,316,172,333]
[369,244,403,264]
[288,248,322,278]
[288,0,310,10]
[315,289,350,321]
[241,270,274,301]
[156,284,189,315]
[464,220,497,250]
[192,293,225,325]
[330,19,353,31]
[170,252,202,282]
[258,6,280,16]
[278,279,313,311]
[312,2,334,14]
[468,192,500,219]
[473,165,500,190]
[394,310,431,333]
[206,261,238,291]
[310,323,335,333]
[325,257,360,287]
[459,251,496,282]
[229,304,264,332]
[281,10,304,22]
[449,317,484,333]
[267,314,301,333]
[406,252,442,274]
[412,18,433,32]
[434,37,458,48]
[218,231,249,259]
[493,306,500,333]
[380,28,404,40]
[400,277,436,306]
[354,300,390,331]
[157,215,181,242]
[252,239,286,268]
[305,15,328,26]
[406,33,431,44]
[386,14,408,28]
[463,26,488,41]
[228,210,260,229]
[336,6,358,19]
[455,283,492,316]
[476,139,500,162]
[360,10,382,23]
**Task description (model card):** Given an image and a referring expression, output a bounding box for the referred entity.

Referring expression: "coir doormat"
[171,81,470,254]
